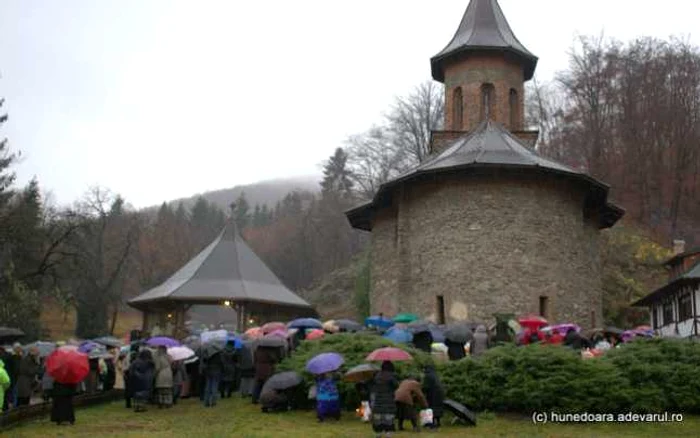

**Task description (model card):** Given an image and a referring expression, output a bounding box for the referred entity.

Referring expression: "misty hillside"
[143,175,320,213]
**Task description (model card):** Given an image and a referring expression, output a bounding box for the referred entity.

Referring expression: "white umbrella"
[167,345,195,362]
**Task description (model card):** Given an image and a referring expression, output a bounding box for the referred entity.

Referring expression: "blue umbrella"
[226,333,243,349]
[288,318,323,330]
[365,316,395,329]
[383,327,413,344]
[430,326,445,343]
[306,352,344,375]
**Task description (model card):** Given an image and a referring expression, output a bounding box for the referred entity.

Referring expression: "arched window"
[480,83,495,120]
[509,89,519,129]
[452,87,463,130]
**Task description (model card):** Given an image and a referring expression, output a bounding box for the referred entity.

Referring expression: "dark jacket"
[445,340,466,361]
[412,332,433,353]
[220,347,237,382]
[202,352,224,378]
[254,347,277,381]
[129,355,155,398]
[370,370,398,415]
[564,330,586,350]
[423,367,445,417]
[16,354,39,398]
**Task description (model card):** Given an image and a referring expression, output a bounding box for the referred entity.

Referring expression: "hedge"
[280,336,700,414]
[277,333,433,410]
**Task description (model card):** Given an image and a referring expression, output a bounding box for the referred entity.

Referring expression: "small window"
[539,296,549,319]
[436,296,446,325]
[480,83,495,120]
[452,87,463,130]
[679,292,693,321]
[663,300,674,325]
[509,89,519,129]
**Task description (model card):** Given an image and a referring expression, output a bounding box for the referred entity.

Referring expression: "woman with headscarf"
[422,365,445,429]
[370,361,398,437]
[154,345,173,408]
[470,325,490,357]
[129,349,155,413]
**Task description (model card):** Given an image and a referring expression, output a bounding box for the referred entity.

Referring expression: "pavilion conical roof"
[128,221,312,310]
[431,0,538,81]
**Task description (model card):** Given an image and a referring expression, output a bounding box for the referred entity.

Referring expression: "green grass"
[12,397,699,438]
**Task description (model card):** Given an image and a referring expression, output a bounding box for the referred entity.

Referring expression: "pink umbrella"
[265,329,288,338]
[306,329,325,340]
[366,347,413,362]
[262,322,286,334]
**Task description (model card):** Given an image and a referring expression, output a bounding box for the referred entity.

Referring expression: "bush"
[278,333,433,410]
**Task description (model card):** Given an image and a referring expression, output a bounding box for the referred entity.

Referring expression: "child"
[316,372,340,422]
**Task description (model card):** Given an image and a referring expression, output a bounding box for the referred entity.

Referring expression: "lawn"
[11,397,698,438]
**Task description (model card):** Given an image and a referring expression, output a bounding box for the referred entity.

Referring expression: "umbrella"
[146,337,180,348]
[518,315,548,330]
[323,320,339,333]
[383,327,413,344]
[366,347,413,362]
[393,313,420,324]
[182,335,201,350]
[444,324,473,344]
[429,325,445,343]
[604,327,625,336]
[365,316,395,329]
[443,399,477,426]
[306,329,325,340]
[288,318,323,330]
[58,344,79,352]
[545,323,581,335]
[244,327,264,339]
[167,345,196,362]
[265,329,288,338]
[88,346,110,359]
[336,319,363,332]
[407,320,430,334]
[200,342,223,359]
[0,327,25,343]
[93,336,123,348]
[78,341,100,354]
[343,364,379,383]
[23,341,56,358]
[635,325,652,331]
[226,333,244,349]
[46,349,90,385]
[306,352,344,375]
[261,322,286,334]
[257,337,286,348]
[262,371,303,392]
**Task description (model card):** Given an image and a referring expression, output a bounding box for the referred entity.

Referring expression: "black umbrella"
[93,336,123,348]
[336,319,363,332]
[262,371,303,393]
[443,399,477,426]
[407,320,431,334]
[444,324,474,344]
[201,342,223,359]
[257,337,286,348]
[0,327,24,343]
[23,341,56,358]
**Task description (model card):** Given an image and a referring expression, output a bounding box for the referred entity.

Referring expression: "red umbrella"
[366,347,413,362]
[306,329,325,340]
[46,349,89,385]
[518,315,548,330]
[244,327,264,339]
[262,322,286,334]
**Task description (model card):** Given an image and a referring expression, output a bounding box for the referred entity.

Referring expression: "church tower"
[431,0,538,136]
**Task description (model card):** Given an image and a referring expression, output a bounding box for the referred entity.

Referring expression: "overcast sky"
[1,0,698,209]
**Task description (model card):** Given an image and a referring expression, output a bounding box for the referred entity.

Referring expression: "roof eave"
[431,47,539,82]
[128,296,314,311]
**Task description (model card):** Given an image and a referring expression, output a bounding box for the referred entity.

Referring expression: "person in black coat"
[412,331,433,353]
[129,350,155,413]
[422,365,445,428]
[445,340,466,361]
[51,382,77,425]
[370,361,398,436]
[219,343,237,399]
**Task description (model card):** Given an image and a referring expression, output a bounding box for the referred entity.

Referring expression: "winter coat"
[220,348,237,382]
[16,354,39,398]
[172,361,186,386]
[254,347,277,381]
[0,360,10,408]
[370,370,398,415]
[422,367,445,417]
[395,379,428,408]
[471,325,489,357]
[202,352,224,378]
[445,340,466,361]
[128,357,155,397]
[154,351,173,389]
[412,332,433,353]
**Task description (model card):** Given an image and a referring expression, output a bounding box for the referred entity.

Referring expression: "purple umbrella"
[146,336,180,348]
[547,323,581,335]
[78,341,99,354]
[305,352,344,375]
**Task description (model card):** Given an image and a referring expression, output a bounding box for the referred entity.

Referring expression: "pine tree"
[234,192,250,229]
[321,147,354,200]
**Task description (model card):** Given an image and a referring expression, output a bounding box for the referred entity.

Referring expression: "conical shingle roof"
[346,121,623,230]
[128,221,312,310]
[431,0,538,81]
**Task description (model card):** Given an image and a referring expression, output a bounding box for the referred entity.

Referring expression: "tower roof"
[128,220,313,311]
[431,0,538,81]
[346,121,624,231]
